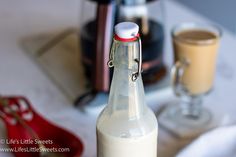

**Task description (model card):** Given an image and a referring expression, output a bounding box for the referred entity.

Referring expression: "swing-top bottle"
[96,22,158,157]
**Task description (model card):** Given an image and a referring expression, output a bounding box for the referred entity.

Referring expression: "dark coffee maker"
[78,0,166,109]
[80,0,116,93]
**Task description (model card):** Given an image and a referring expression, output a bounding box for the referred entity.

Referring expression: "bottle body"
[96,22,158,157]
[97,107,158,157]
[96,71,158,157]
[97,127,157,157]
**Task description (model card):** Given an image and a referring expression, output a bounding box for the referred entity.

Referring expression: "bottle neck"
[113,39,139,69]
[107,39,146,119]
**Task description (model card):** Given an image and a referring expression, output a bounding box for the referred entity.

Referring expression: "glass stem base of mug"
[157,100,213,138]
[180,95,203,119]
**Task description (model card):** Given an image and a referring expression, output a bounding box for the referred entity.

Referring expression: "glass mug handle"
[171,59,188,96]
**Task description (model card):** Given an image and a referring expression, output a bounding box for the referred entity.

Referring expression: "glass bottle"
[96,22,158,157]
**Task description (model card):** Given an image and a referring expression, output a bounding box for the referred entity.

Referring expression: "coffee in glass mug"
[172,25,221,95]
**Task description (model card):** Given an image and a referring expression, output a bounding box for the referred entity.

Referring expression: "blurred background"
[177,0,236,34]
[0,0,236,157]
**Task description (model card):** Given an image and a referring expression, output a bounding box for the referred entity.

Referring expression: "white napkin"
[176,125,236,157]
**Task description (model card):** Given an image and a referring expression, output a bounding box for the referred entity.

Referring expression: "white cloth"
[177,126,236,157]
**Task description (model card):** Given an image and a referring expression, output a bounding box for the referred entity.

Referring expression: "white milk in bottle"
[96,22,158,157]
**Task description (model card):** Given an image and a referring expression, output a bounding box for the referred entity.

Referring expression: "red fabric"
[0,96,83,157]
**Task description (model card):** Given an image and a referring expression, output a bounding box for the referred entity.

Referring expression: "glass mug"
[159,23,222,136]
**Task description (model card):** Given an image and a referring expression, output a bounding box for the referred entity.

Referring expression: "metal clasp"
[107,40,115,68]
[131,36,142,81]
[107,36,142,82]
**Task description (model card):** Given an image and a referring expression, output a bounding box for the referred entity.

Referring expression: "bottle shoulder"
[97,107,158,138]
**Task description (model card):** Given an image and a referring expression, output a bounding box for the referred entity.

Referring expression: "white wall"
[176,0,236,34]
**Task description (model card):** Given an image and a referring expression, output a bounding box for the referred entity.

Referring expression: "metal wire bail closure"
[107,34,142,82]
[131,35,142,82]
[107,40,115,68]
